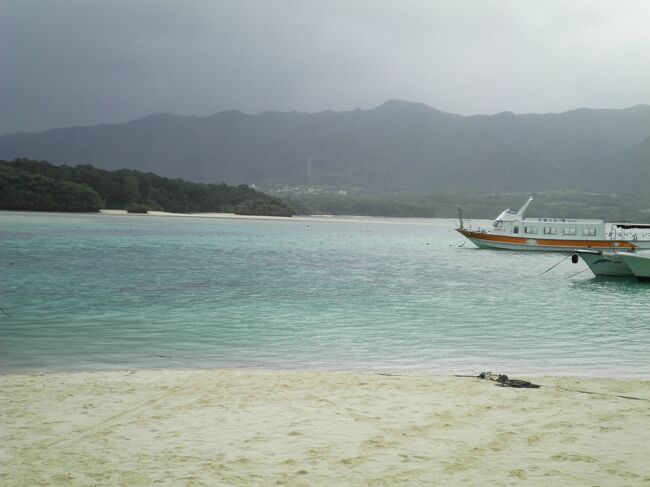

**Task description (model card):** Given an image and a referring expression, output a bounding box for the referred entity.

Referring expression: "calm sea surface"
[1,211,649,377]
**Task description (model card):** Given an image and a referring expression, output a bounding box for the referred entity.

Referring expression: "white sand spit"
[97,209,454,226]
[1,370,649,486]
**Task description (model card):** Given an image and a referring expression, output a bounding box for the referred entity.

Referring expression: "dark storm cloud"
[1,0,649,134]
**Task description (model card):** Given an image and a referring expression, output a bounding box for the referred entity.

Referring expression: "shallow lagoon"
[2,211,649,377]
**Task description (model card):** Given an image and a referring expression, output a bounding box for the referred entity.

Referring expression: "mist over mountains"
[1,100,649,194]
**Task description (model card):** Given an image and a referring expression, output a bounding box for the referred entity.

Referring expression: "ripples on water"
[1,211,649,377]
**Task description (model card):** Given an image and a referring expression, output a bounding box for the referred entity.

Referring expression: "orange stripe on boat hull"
[457,229,637,249]
[457,230,528,245]
[536,239,635,249]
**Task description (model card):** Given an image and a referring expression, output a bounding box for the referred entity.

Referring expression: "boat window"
[563,227,577,236]
[524,226,538,234]
[513,225,519,234]
[543,226,557,235]
[493,220,503,228]
[582,228,597,237]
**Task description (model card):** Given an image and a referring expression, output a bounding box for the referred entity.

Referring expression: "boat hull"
[457,229,640,252]
[617,252,650,279]
[573,250,634,277]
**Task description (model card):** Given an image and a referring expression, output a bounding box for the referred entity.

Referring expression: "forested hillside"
[0,159,294,216]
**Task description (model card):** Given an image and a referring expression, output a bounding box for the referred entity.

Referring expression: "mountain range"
[1,100,649,193]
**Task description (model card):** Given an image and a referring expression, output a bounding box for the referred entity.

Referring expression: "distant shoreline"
[0,208,462,226]
[104,209,458,226]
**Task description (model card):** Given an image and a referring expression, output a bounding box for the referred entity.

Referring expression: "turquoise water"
[1,211,649,377]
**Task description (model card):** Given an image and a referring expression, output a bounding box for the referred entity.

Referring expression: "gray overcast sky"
[2,0,650,134]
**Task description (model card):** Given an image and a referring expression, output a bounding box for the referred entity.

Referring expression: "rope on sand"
[455,371,650,401]
[476,371,540,388]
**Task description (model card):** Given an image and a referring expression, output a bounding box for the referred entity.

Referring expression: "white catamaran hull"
[572,250,634,277]
[617,252,650,279]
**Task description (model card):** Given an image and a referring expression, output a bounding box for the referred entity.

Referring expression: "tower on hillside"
[307,156,312,182]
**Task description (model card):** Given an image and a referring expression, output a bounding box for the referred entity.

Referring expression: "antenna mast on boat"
[515,196,534,218]
[456,205,464,229]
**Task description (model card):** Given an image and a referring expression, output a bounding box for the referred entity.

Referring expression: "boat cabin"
[490,197,606,240]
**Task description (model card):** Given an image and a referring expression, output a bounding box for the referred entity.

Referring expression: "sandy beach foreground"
[1,370,649,486]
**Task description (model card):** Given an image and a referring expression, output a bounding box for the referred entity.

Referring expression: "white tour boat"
[457,197,650,252]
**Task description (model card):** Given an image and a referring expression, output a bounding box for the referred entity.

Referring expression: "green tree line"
[282,190,650,222]
[0,159,294,216]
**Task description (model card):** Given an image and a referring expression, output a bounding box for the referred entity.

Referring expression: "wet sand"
[1,370,649,486]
